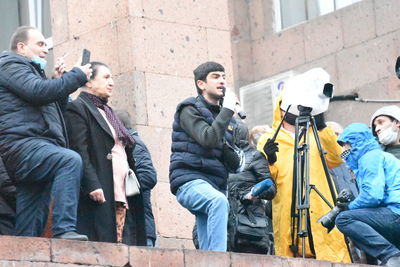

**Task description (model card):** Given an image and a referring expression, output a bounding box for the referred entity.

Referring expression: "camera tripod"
[289,106,337,258]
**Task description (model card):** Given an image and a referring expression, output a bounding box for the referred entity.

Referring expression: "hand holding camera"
[263,138,279,164]
[318,188,354,232]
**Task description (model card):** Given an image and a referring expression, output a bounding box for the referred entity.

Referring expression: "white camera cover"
[280,68,333,116]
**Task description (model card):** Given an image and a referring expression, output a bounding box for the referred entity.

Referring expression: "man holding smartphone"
[0,26,92,240]
[169,61,238,251]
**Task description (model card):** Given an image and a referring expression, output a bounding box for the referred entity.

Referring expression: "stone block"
[53,24,119,75]
[286,257,332,267]
[112,71,148,126]
[337,31,400,92]
[231,253,287,267]
[145,72,194,128]
[129,247,184,266]
[134,125,171,182]
[375,0,400,36]
[232,41,254,87]
[229,0,251,42]
[304,12,343,62]
[157,236,195,250]
[142,0,230,30]
[341,0,375,48]
[153,182,194,239]
[51,239,129,266]
[49,0,69,46]
[249,0,267,41]
[119,17,209,77]
[206,28,235,84]
[184,250,230,267]
[252,25,305,80]
[0,236,50,262]
[293,55,338,92]
[66,0,128,37]
[128,0,144,18]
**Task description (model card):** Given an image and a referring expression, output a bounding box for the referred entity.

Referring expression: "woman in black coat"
[65,62,146,245]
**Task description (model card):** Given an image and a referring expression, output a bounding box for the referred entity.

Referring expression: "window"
[239,71,293,129]
[0,0,53,72]
[275,0,362,31]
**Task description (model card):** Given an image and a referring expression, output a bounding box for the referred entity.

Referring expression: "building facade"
[1,0,400,248]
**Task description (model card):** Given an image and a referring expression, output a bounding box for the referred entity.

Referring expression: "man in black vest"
[0,26,91,240]
[169,61,237,251]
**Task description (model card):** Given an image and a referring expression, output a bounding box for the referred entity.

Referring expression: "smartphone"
[81,49,91,65]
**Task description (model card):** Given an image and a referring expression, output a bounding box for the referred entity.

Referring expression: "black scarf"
[83,92,135,147]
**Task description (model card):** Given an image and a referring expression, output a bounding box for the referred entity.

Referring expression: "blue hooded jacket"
[338,123,400,215]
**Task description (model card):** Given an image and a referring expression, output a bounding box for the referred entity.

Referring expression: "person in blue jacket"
[0,26,92,240]
[335,123,400,267]
[116,110,158,247]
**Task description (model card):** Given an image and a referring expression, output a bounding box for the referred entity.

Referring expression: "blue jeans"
[176,179,229,251]
[336,207,400,263]
[14,142,82,237]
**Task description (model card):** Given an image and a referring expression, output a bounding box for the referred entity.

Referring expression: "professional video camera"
[280,68,333,116]
[318,188,355,233]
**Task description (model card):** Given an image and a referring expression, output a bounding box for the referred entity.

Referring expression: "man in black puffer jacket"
[0,26,91,240]
[170,61,238,251]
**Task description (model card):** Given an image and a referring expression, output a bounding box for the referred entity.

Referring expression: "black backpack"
[227,184,274,254]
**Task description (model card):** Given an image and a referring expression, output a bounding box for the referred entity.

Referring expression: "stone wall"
[231,0,400,126]
[0,236,371,267]
[50,0,235,248]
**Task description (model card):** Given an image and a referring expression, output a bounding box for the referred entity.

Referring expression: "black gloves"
[314,113,327,130]
[336,188,355,211]
[263,138,279,164]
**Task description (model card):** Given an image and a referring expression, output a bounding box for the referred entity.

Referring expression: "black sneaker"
[54,231,88,241]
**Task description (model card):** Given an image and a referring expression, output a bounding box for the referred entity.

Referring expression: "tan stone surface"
[145,73,194,128]
[66,0,128,37]
[337,31,400,92]
[53,24,119,74]
[375,0,400,36]
[127,0,144,18]
[0,236,50,262]
[51,239,129,266]
[249,0,267,41]
[112,71,148,126]
[252,26,305,79]
[184,250,230,267]
[49,0,69,46]
[286,257,333,267]
[153,181,194,239]
[304,12,343,62]
[206,28,234,85]
[293,55,339,93]
[231,253,287,267]
[157,236,195,250]
[134,125,171,182]
[341,0,375,48]
[141,0,230,30]
[130,247,184,267]
[229,0,251,42]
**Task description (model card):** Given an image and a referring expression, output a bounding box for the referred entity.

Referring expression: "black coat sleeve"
[65,102,102,194]
[130,130,157,191]
[2,61,87,105]
[249,151,276,200]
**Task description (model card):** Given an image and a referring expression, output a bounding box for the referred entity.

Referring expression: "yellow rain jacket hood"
[257,94,350,262]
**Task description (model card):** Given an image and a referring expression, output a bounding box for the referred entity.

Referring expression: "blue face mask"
[32,55,47,70]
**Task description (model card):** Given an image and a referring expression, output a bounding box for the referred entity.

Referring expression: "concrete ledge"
[0,236,372,266]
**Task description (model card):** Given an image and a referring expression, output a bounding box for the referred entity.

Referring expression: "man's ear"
[197,79,205,89]
[85,80,92,88]
[16,42,26,55]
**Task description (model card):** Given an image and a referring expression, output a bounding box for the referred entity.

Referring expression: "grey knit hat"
[370,105,400,136]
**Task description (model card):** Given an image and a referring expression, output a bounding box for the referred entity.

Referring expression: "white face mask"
[378,124,399,145]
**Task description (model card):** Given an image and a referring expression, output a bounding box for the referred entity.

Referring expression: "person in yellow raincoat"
[257,95,351,263]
